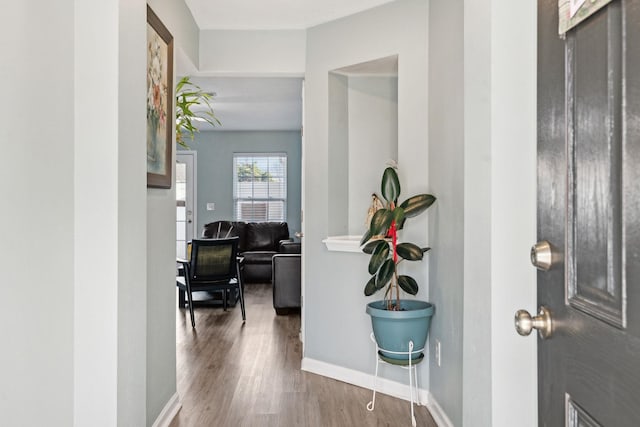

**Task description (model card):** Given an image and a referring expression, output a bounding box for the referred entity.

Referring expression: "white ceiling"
[182,0,396,132]
[185,0,396,30]
[189,76,304,131]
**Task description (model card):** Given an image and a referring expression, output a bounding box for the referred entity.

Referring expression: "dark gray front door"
[537,0,640,425]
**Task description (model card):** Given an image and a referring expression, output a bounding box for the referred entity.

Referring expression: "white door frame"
[177,151,197,255]
[300,79,306,352]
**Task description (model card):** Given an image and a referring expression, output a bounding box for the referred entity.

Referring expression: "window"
[233,153,287,222]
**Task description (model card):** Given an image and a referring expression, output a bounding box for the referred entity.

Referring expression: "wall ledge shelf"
[322,235,364,253]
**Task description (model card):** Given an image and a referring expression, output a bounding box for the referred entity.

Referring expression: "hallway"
[170,284,437,426]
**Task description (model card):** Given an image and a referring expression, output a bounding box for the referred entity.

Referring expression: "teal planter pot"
[366,300,434,360]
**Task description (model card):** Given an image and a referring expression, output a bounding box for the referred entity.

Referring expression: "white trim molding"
[151,392,182,427]
[301,357,453,427]
[427,394,454,427]
[322,235,365,252]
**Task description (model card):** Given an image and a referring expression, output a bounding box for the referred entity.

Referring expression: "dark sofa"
[203,221,297,283]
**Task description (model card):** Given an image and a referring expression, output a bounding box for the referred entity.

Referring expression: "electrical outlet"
[206,203,215,211]
[435,340,442,367]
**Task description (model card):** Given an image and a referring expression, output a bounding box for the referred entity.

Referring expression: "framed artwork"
[147,5,174,188]
[558,0,613,35]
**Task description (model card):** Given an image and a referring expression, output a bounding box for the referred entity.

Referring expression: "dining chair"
[176,237,246,328]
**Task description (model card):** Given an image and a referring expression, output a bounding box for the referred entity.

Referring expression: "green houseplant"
[175,76,221,148]
[361,166,436,360]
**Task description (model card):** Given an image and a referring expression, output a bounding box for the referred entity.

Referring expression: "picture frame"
[558,0,612,35]
[146,5,174,188]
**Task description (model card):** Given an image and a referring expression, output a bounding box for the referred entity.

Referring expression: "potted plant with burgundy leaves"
[361,166,436,360]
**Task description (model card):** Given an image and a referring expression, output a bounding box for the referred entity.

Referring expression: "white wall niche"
[326,55,399,251]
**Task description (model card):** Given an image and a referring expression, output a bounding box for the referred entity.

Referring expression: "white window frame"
[233,153,287,222]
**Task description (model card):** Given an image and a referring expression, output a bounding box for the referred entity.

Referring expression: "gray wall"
[0,1,538,425]
[304,0,429,385]
[328,74,350,235]
[428,1,538,426]
[2,0,148,425]
[428,1,465,425]
[146,1,200,425]
[168,1,538,425]
[347,76,398,234]
[328,74,398,235]
[185,130,302,237]
[461,1,494,425]
[484,1,537,425]
[149,0,200,68]
[2,3,75,424]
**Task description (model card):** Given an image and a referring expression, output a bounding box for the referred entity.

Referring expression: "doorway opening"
[176,151,196,259]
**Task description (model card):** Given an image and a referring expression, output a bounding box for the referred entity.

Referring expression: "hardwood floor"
[170,283,438,427]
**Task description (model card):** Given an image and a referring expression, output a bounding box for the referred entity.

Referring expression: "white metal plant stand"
[366,332,424,427]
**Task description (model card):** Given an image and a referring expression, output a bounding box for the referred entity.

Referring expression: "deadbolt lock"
[530,240,554,271]
[515,306,553,339]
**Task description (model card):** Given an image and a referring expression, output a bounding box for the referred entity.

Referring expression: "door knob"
[295,232,304,238]
[530,240,554,271]
[515,306,553,339]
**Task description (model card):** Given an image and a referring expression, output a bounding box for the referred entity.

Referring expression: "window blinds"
[233,153,287,222]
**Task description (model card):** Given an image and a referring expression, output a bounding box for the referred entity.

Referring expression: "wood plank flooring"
[170,283,438,427]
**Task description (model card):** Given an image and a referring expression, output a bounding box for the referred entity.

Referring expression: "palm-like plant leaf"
[175,76,221,148]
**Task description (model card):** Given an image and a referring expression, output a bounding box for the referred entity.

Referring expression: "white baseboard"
[301,357,453,427]
[426,393,454,427]
[151,392,182,427]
